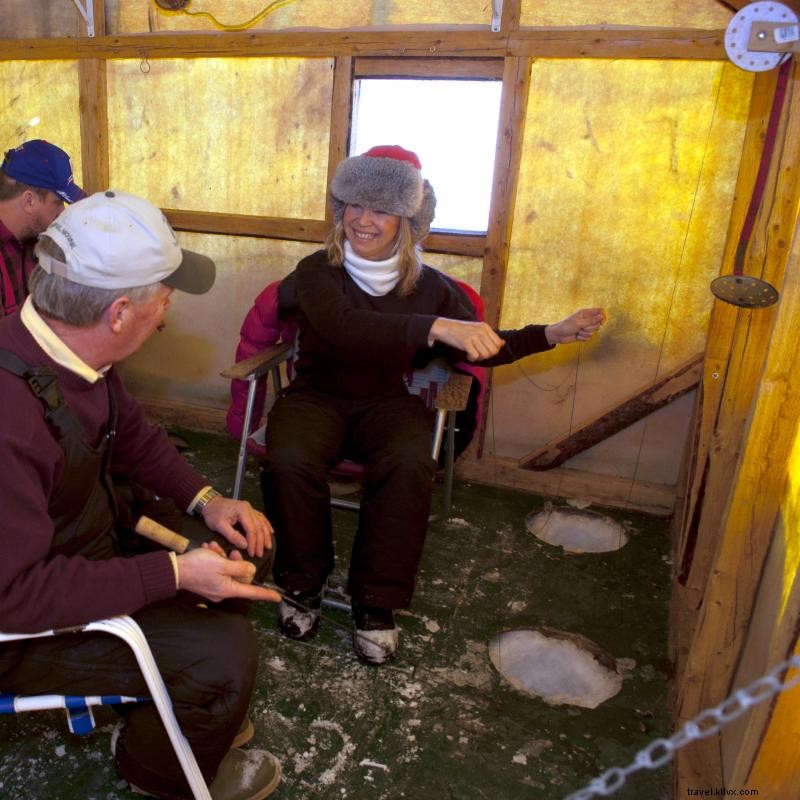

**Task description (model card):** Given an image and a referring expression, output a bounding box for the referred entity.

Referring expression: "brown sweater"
[0,313,207,632]
[292,250,553,401]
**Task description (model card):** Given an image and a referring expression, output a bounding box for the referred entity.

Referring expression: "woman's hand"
[200,496,274,559]
[176,547,281,604]
[544,308,607,346]
[428,318,505,361]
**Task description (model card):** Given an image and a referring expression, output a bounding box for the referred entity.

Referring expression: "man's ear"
[107,296,132,333]
[19,189,38,213]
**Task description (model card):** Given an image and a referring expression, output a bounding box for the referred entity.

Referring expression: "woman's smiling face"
[343,204,401,261]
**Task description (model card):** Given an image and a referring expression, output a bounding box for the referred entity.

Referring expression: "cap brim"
[59,184,87,204]
[162,249,216,295]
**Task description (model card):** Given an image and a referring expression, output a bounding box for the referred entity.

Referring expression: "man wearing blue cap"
[0,139,85,317]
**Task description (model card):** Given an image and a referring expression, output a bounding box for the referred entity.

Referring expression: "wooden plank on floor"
[456,456,675,515]
[518,354,702,471]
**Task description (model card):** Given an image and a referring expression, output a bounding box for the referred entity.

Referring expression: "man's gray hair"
[29,235,163,326]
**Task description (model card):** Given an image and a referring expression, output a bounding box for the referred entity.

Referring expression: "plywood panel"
[521,0,731,27]
[109,0,490,33]
[0,61,83,180]
[106,57,333,219]
[488,60,752,490]
[119,233,317,408]
[1,0,82,38]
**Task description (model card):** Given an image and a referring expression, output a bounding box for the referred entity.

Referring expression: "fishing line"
[623,61,726,509]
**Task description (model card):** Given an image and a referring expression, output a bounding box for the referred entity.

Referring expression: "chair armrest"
[220,341,294,382]
[434,373,472,412]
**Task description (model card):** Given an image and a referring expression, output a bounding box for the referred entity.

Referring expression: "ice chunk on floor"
[525,507,628,553]
[488,628,622,708]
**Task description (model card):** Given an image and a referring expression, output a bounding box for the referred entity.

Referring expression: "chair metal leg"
[440,412,457,520]
[87,617,212,800]
[427,409,455,523]
[233,378,259,500]
[321,597,352,613]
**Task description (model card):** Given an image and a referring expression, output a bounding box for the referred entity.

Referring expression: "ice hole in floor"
[525,504,629,553]
[488,627,622,708]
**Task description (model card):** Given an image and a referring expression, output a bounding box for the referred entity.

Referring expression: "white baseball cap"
[35,189,215,294]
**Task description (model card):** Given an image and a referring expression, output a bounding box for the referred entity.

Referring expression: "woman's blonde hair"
[324,215,422,297]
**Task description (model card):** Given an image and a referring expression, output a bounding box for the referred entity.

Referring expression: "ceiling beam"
[0,26,727,61]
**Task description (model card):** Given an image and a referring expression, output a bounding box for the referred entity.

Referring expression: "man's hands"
[428,318,505,362]
[176,545,281,604]
[544,308,606,346]
[200,496,274,559]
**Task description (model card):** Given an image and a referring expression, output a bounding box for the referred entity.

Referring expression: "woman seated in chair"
[261,144,606,664]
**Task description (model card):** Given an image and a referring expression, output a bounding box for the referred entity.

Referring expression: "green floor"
[0,428,673,799]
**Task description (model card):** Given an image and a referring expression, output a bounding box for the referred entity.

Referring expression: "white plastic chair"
[0,615,212,800]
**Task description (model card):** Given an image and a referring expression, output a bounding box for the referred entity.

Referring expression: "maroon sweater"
[0,313,207,632]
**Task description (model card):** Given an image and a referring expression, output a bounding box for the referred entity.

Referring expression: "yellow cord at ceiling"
[152,0,300,31]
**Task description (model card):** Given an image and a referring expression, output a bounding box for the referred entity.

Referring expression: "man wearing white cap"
[0,190,282,799]
[0,139,86,317]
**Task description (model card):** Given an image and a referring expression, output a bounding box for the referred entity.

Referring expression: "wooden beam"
[162,208,485,256]
[0,27,727,62]
[456,456,675,516]
[163,209,329,243]
[482,56,529,328]
[90,0,106,37]
[354,57,504,80]
[77,59,109,193]
[671,67,780,640]
[326,56,353,224]
[674,59,800,793]
[464,53,530,461]
[519,354,703,470]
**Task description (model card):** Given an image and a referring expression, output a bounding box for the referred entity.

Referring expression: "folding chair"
[0,615,211,800]
[222,278,483,521]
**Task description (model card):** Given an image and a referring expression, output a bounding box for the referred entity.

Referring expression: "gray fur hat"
[330,144,436,242]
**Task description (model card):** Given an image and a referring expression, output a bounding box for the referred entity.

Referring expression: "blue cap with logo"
[2,139,86,204]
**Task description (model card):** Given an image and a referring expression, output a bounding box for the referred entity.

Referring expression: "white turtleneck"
[343,240,401,297]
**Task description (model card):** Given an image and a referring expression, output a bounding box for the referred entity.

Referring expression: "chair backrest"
[226,273,488,461]
[0,688,145,734]
[226,279,297,442]
[0,616,211,799]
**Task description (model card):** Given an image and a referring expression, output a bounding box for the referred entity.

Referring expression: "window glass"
[351,79,502,233]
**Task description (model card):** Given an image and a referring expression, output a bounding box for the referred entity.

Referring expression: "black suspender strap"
[0,348,88,441]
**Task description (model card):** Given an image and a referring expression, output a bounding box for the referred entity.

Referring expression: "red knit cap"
[330,144,437,242]
[363,144,422,170]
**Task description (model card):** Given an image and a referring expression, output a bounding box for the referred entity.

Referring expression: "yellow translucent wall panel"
[121,234,318,409]
[111,0,487,32]
[107,58,332,219]
[491,59,752,485]
[122,236,484,410]
[781,427,800,617]
[0,62,83,182]
[522,0,731,27]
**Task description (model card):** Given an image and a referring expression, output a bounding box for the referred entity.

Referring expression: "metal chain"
[564,654,800,800]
